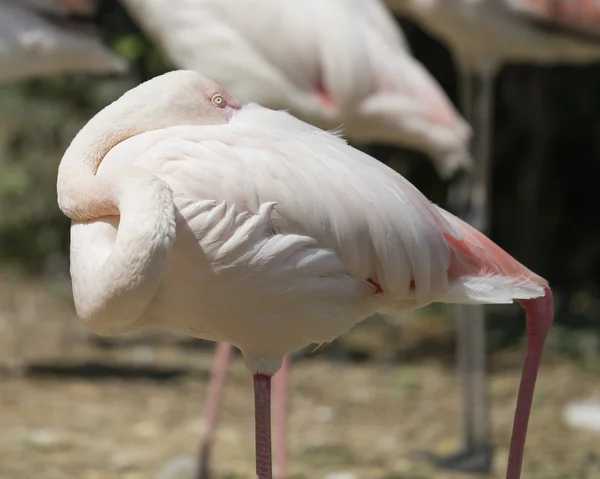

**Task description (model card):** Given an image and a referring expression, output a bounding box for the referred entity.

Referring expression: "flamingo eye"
[211,94,225,107]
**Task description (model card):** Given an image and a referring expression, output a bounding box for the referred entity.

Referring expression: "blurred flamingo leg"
[196,342,233,479]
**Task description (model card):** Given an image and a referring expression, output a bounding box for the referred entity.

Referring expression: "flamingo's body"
[57,70,553,479]
[64,97,521,363]
[121,0,471,179]
[0,0,125,82]
[118,3,475,475]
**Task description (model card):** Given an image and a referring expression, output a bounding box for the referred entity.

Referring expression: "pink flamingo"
[120,0,473,179]
[56,70,553,479]
[0,0,125,82]
[118,1,476,476]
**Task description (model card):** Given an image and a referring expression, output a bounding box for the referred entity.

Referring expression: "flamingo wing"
[99,104,543,309]
[357,0,411,51]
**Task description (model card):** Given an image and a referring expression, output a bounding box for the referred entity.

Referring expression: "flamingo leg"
[273,354,291,479]
[435,62,496,474]
[456,64,494,467]
[196,342,233,479]
[466,65,495,458]
[254,373,273,479]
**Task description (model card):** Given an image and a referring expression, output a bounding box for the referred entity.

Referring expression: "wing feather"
[100,104,455,303]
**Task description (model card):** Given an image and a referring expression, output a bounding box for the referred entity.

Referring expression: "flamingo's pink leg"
[273,354,291,479]
[196,342,233,479]
[254,373,273,479]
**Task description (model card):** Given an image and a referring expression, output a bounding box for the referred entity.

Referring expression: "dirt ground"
[1,276,600,479]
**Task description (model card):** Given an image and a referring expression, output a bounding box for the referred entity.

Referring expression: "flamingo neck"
[56,98,145,222]
[57,96,176,335]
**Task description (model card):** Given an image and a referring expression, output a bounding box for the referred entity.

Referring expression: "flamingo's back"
[94,103,546,318]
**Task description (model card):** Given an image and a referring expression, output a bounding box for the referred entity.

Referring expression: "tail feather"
[441,275,545,305]
[434,206,548,304]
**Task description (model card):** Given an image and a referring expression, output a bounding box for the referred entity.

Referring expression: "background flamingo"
[120,0,472,179]
[384,0,600,470]
[0,0,126,82]
[56,70,553,479]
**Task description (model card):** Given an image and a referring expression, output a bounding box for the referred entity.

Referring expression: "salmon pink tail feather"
[436,207,546,286]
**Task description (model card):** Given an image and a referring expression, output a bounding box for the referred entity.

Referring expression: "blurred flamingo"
[56,70,553,479]
[384,0,600,471]
[121,0,473,179]
[0,0,125,82]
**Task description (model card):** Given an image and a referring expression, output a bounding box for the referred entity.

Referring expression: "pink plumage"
[120,0,473,179]
[56,71,553,479]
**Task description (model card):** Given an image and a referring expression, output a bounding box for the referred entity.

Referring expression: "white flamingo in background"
[120,0,472,179]
[56,70,553,479]
[0,0,126,82]
[118,2,474,476]
[384,0,600,470]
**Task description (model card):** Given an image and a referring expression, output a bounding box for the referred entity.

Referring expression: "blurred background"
[1,1,600,478]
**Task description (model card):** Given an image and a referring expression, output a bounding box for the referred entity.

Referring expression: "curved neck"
[69,166,176,334]
[56,98,143,221]
[56,93,176,333]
